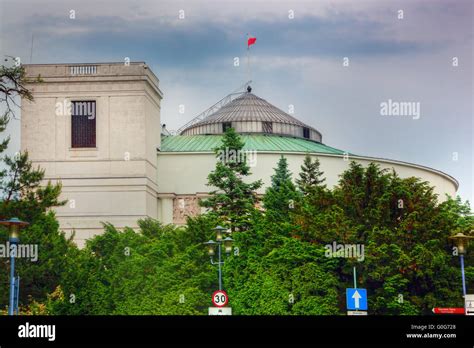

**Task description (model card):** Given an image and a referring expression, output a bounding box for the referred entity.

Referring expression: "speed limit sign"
[212,290,228,307]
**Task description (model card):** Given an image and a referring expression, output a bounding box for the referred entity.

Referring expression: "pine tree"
[1,152,66,222]
[296,154,325,194]
[200,128,262,231]
[263,156,298,223]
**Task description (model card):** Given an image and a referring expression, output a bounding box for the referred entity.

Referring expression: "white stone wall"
[21,63,162,247]
[156,151,458,224]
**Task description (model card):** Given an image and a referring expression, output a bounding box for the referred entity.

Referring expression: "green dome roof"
[160,134,348,155]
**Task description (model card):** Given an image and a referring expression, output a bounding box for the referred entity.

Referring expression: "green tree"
[292,161,474,314]
[224,214,340,315]
[263,156,298,225]
[48,217,217,315]
[1,152,65,222]
[200,128,262,231]
[296,154,325,194]
[0,212,76,307]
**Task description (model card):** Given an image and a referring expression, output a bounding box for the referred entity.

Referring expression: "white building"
[21,63,458,247]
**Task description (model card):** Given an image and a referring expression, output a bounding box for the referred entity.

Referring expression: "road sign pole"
[460,254,466,297]
[9,237,18,316]
[218,242,222,291]
[353,266,357,289]
[15,276,20,315]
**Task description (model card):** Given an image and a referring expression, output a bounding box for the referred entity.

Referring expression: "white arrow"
[352,290,362,309]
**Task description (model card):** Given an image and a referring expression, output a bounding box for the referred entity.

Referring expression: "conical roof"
[192,92,309,127]
[180,88,322,142]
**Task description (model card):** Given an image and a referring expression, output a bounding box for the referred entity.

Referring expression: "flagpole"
[246,33,250,84]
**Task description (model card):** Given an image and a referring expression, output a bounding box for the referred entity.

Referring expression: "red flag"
[247,37,256,48]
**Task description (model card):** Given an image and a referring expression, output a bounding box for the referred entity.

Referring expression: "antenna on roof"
[30,33,34,63]
[176,80,252,134]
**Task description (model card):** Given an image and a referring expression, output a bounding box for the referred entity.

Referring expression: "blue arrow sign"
[346,288,367,310]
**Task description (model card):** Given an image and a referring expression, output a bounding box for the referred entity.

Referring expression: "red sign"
[212,290,228,307]
[432,307,465,314]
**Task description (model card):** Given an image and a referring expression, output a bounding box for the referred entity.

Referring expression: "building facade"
[21,63,162,245]
[21,63,458,247]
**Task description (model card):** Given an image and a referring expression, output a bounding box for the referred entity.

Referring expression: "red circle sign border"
[212,290,228,307]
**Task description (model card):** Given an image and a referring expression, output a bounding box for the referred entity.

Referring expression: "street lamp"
[0,217,29,315]
[449,232,474,297]
[223,237,233,254]
[204,226,233,290]
[204,240,216,256]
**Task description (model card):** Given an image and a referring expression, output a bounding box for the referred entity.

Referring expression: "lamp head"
[0,217,29,238]
[204,240,217,256]
[223,237,234,254]
[449,232,474,255]
[213,225,227,241]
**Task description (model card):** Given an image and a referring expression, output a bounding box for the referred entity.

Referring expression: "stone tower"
[21,62,162,247]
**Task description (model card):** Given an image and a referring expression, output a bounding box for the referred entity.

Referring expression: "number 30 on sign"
[212,290,228,307]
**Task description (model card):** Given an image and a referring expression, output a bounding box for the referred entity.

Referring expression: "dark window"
[303,127,310,139]
[222,122,232,133]
[71,101,96,148]
[262,121,273,133]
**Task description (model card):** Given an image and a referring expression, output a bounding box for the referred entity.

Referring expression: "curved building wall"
[156,151,457,224]
[181,121,322,142]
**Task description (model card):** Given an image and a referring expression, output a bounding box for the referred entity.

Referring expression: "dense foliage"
[42,133,473,315]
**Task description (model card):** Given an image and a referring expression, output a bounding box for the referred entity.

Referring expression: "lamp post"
[0,217,29,315]
[204,226,233,290]
[449,232,473,298]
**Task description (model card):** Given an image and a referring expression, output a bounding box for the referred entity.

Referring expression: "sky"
[0,0,472,203]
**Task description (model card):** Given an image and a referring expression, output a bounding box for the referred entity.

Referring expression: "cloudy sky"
[0,0,472,203]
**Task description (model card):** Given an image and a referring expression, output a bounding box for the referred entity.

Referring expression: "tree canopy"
[41,156,473,315]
